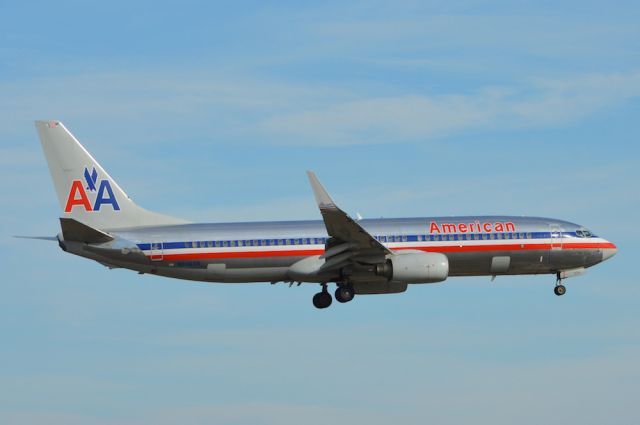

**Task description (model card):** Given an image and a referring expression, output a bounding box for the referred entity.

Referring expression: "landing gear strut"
[554,272,566,296]
[312,284,332,309]
[335,285,355,303]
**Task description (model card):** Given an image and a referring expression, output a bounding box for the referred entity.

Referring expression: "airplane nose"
[602,243,618,262]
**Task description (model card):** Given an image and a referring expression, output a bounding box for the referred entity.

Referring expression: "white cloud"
[262,72,640,145]
[3,70,639,148]
[314,14,639,59]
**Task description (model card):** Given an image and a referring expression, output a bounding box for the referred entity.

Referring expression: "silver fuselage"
[61,215,617,285]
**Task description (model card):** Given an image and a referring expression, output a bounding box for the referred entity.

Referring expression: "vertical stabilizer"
[35,120,188,230]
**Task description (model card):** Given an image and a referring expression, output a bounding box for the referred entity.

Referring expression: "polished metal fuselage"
[61,215,615,285]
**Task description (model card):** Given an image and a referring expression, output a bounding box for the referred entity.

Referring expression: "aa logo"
[64,167,120,212]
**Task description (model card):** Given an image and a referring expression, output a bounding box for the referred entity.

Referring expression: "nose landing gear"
[554,272,567,296]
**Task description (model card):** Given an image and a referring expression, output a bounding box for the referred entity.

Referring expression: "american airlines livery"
[30,121,618,309]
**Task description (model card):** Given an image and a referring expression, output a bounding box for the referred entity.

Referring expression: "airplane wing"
[307,171,391,272]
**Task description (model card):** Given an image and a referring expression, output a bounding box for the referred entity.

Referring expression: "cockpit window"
[576,228,597,238]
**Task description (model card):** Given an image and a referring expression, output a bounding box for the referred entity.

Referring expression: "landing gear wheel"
[312,291,333,309]
[335,286,355,303]
[554,285,566,296]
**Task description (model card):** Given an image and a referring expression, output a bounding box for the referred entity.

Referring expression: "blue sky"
[1,1,639,424]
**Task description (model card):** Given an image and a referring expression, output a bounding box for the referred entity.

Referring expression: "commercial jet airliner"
[29,121,617,308]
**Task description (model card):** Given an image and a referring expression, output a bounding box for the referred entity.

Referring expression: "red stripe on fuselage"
[151,242,616,261]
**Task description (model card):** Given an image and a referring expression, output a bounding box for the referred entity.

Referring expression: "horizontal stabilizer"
[13,235,57,241]
[60,218,114,244]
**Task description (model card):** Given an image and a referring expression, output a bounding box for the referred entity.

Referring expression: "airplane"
[29,120,618,309]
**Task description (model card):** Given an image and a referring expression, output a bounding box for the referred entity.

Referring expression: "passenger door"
[549,225,563,266]
[150,242,164,261]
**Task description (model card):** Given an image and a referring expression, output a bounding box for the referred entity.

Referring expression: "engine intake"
[376,252,449,283]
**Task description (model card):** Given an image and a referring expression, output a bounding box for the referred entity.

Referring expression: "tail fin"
[35,120,188,230]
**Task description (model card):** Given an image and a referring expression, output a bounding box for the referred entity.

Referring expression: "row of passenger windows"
[378,233,534,242]
[186,238,327,248]
[183,232,538,248]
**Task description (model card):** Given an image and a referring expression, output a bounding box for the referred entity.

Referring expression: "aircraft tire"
[554,285,566,296]
[313,292,332,309]
[335,286,355,303]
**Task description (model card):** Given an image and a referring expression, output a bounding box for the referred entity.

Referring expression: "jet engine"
[375,251,449,284]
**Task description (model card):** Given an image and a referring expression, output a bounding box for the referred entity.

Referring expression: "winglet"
[306,171,392,256]
[306,171,337,209]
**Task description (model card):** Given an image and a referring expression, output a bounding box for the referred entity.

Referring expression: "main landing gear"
[312,284,332,309]
[554,272,567,296]
[335,285,355,303]
[312,284,355,309]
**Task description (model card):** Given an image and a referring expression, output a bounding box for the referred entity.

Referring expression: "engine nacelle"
[376,251,449,284]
